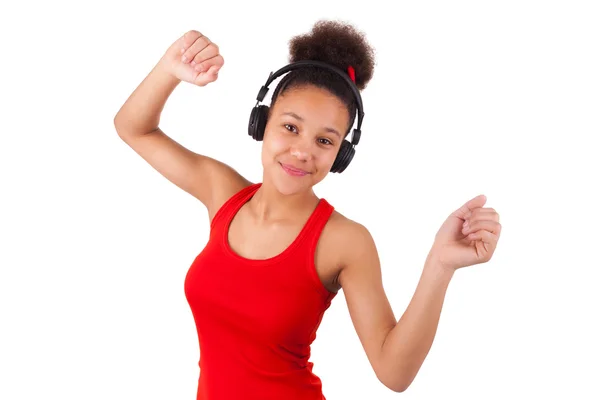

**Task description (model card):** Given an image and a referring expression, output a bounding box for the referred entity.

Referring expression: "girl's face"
[261,85,350,196]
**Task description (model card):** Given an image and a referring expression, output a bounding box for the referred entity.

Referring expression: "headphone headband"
[254,60,364,146]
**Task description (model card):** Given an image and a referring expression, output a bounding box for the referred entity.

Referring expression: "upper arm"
[338,222,397,384]
[116,127,251,219]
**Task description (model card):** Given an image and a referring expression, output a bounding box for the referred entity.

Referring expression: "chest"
[228,213,299,260]
[184,242,331,347]
[226,208,342,293]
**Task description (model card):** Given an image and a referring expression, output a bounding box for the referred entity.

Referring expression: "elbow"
[113,116,138,140]
[113,110,123,127]
[375,362,414,393]
[114,115,155,138]
[113,111,133,135]
[385,380,410,393]
[114,113,132,133]
[376,370,411,393]
[114,114,125,136]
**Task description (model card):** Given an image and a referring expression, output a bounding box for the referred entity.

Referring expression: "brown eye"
[284,124,298,133]
[318,138,333,145]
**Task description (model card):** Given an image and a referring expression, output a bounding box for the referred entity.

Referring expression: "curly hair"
[269,20,376,137]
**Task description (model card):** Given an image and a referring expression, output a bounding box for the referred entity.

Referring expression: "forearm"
[379,250,455,391]
[114,60,180,135]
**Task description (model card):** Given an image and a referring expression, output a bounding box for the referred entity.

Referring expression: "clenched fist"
[159,30,224,87]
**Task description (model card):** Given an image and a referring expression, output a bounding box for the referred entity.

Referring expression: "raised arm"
[113,30,250,220]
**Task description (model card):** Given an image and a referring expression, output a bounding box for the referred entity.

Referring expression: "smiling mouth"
[279,162,310,177]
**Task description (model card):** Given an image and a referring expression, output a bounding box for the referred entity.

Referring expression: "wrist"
[425,247,456,279]
[154,58,182,85]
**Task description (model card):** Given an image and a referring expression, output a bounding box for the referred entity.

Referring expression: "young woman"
[114,20,501,400]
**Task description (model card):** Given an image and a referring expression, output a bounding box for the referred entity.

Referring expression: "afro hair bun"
[288,19,376,91]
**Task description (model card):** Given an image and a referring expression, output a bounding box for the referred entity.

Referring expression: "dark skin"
[226,85,400,387]
[225,84,375,283]
[115,30,501,393]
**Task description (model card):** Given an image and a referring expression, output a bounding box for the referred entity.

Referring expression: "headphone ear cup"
[331,141,355,173]
[248,105,269,141]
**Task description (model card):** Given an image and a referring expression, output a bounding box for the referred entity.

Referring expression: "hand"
[159,30,224,87]
[431,195,502,271]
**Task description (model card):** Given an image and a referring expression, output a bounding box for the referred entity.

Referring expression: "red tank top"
[184,183,337,400]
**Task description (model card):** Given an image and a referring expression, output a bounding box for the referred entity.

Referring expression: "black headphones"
[248,60,365,173]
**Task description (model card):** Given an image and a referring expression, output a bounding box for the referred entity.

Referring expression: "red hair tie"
[347,65,356,83]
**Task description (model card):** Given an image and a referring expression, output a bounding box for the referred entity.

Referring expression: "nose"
[290,143,312,162]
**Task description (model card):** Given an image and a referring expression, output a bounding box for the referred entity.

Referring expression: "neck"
[248,178,319,222]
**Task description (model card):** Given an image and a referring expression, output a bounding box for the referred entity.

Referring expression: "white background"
[1,0,599,399]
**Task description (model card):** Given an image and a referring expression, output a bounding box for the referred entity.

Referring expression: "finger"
[192,49,222,73]
[466,209,500,223]
[463,220,501,236]
[467,230,498,263]
[182,35,211,63]
[194,56,224,78]
[180,30,203,52]
[468,207,497,216]
[453,195,487,219]
[467,229,499,246]
[206,64,221,76]
[194,64,221,86]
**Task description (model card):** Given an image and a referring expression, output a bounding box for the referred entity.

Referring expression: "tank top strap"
[291,197,336,301]
[295,198,335,255]
[210,183,261,232]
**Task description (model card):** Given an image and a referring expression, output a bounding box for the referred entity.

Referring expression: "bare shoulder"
[205,159,254,222]
[321,210,377,269]
[322,210,383,300]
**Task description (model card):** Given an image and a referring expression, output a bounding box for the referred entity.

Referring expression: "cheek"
[263,130,289,155]
[316,155,334,174]
[321,145,340,164]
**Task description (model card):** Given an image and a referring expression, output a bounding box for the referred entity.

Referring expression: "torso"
[222,189,348,294]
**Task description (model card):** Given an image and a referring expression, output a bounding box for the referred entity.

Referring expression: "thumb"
[206,65,220,76]
[453,194,487,218]
[194,65,220,86]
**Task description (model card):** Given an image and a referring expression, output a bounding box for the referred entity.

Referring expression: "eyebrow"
[281,111,341,138]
